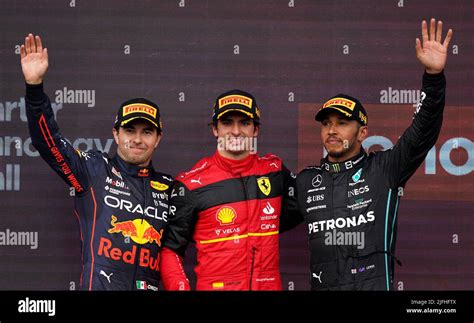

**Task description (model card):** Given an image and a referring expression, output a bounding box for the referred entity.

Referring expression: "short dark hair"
[115,123,161,135]
[210,119,260,128]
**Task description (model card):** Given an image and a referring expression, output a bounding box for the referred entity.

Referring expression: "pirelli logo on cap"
[123,103,157,118]
[359,111,367,124]
[218,95,252,110]
[323,98,356,111]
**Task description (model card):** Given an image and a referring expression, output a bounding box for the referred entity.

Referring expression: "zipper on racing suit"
[249,246,257,291]
[131,176,148,290]
[240,175,256,291]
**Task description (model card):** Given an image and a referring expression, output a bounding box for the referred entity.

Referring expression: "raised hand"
[416,18,453,74]
[20,34,49,85]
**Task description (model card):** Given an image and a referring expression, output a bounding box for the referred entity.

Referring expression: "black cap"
[315,94,368,126]
[212,89,261,123]
[114,98,162,132]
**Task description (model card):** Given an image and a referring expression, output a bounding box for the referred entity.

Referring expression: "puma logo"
[100,270,113,283]
[312,271,322,283]
[191,177,202,185]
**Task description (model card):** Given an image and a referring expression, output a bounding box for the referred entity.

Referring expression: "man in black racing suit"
[296,19,453,290]
[21,34,172,290]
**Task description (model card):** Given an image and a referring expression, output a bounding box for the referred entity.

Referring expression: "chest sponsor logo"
[106,177,129,190]
[138,168,149,177]
[263,202,275,215]
[215,227,240,236]
[216,206,237,225]
[105,185,131,197]
[257,177,271,196]
[307,186,326,193]
[261,223,277,230]
[311,174,323,188]
[152,191,168,200]
[98,237,160,271]
[306,205,327,212]
[150,181,169,191]
[104,195,168,222]
[347,198,372,211]
[352,168,362,182]
[308,211,375,234]
[306,194,324,204]
[111,166,123,180]
[108,215,163,246]
[347,185,369,197]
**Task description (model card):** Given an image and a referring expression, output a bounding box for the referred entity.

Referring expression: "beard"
[122,154,149,165]
[118,146,151,166]
[325,138,356,161]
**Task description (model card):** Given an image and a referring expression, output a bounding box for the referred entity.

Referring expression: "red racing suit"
[161,151,300,290]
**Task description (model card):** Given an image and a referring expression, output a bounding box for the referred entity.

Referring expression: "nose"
[230,122,241,136]
[328,123,337,135]
[132,132,142,145]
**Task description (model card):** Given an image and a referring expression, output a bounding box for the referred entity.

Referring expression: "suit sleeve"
[382,72,446,188]
[25,83,100,193]
[279,164,304,233]
[161,180,198,290]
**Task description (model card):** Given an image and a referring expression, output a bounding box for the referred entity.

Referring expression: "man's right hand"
[20,34,48,85]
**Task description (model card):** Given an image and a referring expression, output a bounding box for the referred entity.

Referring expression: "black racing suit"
[26,83,172,290]
[296,72,445,290]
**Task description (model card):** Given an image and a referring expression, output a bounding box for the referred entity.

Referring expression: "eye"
[241,120,251,126]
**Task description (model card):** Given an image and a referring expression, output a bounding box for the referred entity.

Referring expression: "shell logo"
[216,206,237,225]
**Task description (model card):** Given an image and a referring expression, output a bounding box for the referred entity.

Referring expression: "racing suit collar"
[112,153,154,178]
[321,149,366,173]
[213,151,257,176]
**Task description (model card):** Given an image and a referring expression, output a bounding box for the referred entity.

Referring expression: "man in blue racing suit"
[21,33,172,290]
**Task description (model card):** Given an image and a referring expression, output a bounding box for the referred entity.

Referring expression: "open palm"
[20,34,49,85]
[416,19,453,74]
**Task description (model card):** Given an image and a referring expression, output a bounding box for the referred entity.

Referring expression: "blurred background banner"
[0,0,472,290]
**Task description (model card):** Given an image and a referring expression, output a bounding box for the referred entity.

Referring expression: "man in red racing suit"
[160,89,300,290]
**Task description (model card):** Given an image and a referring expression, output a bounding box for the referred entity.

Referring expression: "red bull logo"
[108,215,163,246]
[98,237,160,271]
[138,169,149,177]
[142,226,163,246]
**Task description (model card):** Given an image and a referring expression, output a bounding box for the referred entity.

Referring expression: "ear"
[211,123,218,138]
[358,126,368,143]
[154,133,163,149]
[112,128,120,145]
[253,124,260,137]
